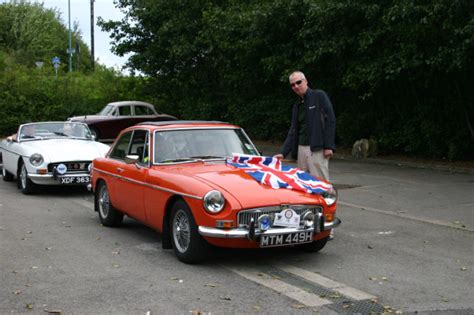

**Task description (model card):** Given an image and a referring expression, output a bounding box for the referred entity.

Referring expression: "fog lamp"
[301,211,315,228]
[257,214,271,231]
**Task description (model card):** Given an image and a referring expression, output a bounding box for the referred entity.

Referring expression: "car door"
[110,129,149,222]
[1,137,21,175]
[133,104,157,125]
[111,105,134,137]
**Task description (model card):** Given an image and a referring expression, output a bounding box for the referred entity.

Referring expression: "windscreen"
[153,128,259,163]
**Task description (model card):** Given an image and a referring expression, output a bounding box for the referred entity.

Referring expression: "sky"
[32,0,129,70]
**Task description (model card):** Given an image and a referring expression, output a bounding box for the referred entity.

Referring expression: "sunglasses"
[290,80,303,87]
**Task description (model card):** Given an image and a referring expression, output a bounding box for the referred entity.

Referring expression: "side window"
[134,106,149,116]
[128,130,148,161]
[141,133,150,164]
[118,106,131,116]
[109,132,132,160]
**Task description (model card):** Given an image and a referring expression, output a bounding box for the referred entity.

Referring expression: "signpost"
[52,56,60,78]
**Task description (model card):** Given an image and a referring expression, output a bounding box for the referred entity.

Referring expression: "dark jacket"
[280,88,336,158]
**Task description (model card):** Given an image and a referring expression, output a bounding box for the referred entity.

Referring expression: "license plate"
[58,176,90,185]
[260,231,313,248]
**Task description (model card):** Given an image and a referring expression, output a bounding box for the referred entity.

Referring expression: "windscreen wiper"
[189,155,225,160]
[159,158,197,163]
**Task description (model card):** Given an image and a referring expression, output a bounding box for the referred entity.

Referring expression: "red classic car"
[68,101,176,142]
[91,121,340,263]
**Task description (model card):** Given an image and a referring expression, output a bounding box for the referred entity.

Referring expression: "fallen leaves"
[291,304,306,309]
[170,277,184,283]
[452,220,467,228]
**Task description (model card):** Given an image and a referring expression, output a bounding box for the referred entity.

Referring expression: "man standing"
[274,71,336,181]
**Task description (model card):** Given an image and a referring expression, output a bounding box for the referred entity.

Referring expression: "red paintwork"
[92,122,336,249]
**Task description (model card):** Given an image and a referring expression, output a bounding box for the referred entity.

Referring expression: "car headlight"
[29,153,44,166]
[322,187,338,206]
[203,190,225,214]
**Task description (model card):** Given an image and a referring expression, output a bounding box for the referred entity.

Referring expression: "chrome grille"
[48,161,91,174]
[237,205,323,227]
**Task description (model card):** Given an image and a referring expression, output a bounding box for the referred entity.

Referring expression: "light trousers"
[297,145,329,181]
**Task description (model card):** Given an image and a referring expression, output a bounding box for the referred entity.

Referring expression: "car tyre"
[18,162,36,194]
[2,167,14,182]
[170,200,209,264]
[296,236,329,253]
[95,181,123,227]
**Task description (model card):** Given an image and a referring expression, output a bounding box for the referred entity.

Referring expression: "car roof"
[107,101,155,107]
[135,120,239,130]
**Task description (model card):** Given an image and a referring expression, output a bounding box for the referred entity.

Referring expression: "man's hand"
[274,154,284,159]
[324,149,333,158]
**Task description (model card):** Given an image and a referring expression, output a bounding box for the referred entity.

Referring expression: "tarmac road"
[0,159,473,314]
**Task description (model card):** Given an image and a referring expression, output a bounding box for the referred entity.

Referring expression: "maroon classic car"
[68,101,177,142]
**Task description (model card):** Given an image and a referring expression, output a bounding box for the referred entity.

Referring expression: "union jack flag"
[226,154,333,194]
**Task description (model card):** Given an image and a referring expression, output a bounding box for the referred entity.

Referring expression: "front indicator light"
[216,220,234,229]
[325,213,334,222]
[36,168,48,174]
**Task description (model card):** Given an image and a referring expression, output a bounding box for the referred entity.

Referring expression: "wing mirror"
[124,155,140,164]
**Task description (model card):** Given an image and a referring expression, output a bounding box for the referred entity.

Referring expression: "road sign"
[52,56,60,65]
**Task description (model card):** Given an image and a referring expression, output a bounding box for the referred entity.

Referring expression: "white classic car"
[1,122,110,194]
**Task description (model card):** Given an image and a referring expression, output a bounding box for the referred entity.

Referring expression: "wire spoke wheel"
[94,181,123,227]
[20,164,27,189]
[169,200,209,263]
[172,209,191,253]
[98,184,110,219]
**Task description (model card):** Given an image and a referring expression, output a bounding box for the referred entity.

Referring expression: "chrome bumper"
[28,173,90,185]
[198,217,341,239]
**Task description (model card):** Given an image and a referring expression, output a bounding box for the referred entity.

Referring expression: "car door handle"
[117,167,125,173]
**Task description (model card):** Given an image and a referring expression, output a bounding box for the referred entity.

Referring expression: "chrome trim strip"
[29,172,90,179]
[198,217,341,239]
[93,168,202,200]
[324,217,342,230]
[154,126,238,132]
[198,226,316,238]
[29,174,54,179]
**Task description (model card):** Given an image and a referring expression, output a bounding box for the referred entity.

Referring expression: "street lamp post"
[90,0,95,71]
[68,0,72,72]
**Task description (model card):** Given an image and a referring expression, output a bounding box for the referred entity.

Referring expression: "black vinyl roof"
[137,120,229,126]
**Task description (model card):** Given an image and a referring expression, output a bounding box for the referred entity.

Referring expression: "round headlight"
[203,190,225,214]
[29,153,44,166]
[323,187,338,206]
